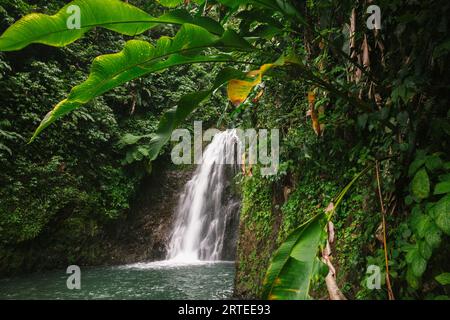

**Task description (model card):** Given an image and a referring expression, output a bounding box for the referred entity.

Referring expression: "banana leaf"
[30,24,252,141]
[262,213,326,300]
[0,0,224,51]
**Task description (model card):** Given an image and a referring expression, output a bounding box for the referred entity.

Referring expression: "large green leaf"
[30,24,252,141]
[0,0,224,51]
[262,213,325,300]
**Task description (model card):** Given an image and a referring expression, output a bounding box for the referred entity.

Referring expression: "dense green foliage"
[0,1,134,271]
[1,0,449,301]
[234,0,450,300]
[0,0,223,274]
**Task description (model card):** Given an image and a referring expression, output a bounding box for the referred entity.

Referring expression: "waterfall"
[167,130,240,262]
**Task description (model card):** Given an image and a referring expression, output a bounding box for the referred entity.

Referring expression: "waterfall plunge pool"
[0,130,242,300]
[0,261,235,300]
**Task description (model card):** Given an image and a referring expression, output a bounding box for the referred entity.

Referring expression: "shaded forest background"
[0,0,226,274]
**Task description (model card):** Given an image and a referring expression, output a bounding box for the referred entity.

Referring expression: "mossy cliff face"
[233,164,376,299]
[234,158,429,300]
[234,171,287,299]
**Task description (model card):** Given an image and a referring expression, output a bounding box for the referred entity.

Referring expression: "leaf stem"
[375,160,395,300]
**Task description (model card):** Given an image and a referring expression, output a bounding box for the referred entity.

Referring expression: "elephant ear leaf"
[262,213,326,300]
[0,0,224,51]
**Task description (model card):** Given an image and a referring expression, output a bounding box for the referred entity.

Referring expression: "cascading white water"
[167,130,240,262]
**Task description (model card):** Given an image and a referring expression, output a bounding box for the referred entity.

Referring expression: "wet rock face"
[102,162,195,264]
[220,166,242,261]
[220,199,241,261]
